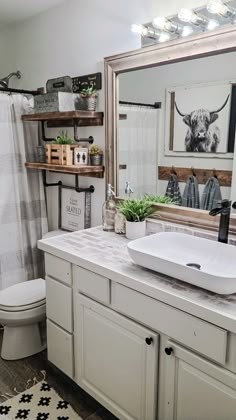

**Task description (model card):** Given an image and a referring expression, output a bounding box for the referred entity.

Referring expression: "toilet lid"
[0,279,45,308]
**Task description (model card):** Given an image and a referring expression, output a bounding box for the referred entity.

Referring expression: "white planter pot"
[126,220,146,240]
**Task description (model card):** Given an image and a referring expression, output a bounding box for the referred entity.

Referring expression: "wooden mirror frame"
[104,26,236,233]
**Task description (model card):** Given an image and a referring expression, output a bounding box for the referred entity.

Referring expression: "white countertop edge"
[38,239,236,334]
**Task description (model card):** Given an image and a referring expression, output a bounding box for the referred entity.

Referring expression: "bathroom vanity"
[38,227,236,420]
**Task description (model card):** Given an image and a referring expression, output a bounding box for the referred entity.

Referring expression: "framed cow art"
[166,81,233,155]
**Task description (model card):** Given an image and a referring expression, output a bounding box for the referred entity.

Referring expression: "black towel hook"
[171,165,177,175]
[191,167,196,177]
[213,168,217,178]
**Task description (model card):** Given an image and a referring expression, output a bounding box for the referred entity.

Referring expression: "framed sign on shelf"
[58,185,91,232]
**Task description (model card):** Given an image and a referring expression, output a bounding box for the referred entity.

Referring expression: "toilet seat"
[0,279,45,312]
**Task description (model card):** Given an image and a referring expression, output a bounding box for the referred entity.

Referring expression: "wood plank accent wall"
[158,166,232,187]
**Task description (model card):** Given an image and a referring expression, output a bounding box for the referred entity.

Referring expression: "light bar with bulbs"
[131,0,236,47]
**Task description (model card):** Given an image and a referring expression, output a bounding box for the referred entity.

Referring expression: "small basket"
[90,153,103,166]
[46,144,77,165]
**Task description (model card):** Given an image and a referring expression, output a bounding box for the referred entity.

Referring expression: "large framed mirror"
[105,25,236,232]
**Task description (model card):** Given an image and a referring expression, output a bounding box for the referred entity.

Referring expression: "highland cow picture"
[172,83,232,153]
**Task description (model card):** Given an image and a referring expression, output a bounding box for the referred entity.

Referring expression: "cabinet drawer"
[73,266,110,305]
[112,283,227,365]
[46,276,72,332]
[45,253,71,286]
[47,320,73,378]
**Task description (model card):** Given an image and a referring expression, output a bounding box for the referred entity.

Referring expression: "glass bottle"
[114,210,126,235]
[102,184,116,231]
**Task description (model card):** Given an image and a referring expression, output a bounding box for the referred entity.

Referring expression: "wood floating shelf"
[25,162,104,178]
[158,166,232,187]
[22,111,104,127]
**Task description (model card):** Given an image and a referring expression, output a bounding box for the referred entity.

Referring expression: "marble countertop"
[38,227,236,333]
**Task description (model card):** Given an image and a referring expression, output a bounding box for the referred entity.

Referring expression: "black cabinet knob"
[145,337,153,345]
[165,347,173,356]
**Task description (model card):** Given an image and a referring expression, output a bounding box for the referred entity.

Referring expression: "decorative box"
[74,147,89,166]
[34,92,76,113]
[46,144,77,165]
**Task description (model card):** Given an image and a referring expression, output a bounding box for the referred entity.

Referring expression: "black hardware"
[0,87,40,96]
[42,170,62,187]
[232,202,236,209]
[209,199,231,243]
[75,175,95,193]
[165,347,173,356]
[41,121,55,142]
[73,123,94,143]
[119,100,161,109]
[145,337,153,345]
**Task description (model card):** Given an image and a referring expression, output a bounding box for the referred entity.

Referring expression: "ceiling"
[0,0,67,26]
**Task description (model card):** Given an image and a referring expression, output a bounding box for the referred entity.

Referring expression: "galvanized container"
[34,92,76,113]
[90,154,103,166]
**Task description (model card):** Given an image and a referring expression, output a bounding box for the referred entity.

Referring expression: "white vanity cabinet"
[40,231,236,420]
[74,294,158,420]
[159,339,236,420]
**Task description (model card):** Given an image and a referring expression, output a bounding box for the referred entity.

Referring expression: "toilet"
[0,229,66,360]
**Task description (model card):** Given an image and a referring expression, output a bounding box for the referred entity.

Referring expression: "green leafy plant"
[89,144,103,155]
[117,199,156,222]
[52,130,75,145]
[80,86,96,97]
[144,194,175,204]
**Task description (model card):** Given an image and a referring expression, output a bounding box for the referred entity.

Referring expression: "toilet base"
[1,323,46,360]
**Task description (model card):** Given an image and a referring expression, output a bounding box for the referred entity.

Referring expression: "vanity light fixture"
[131,24,160,39]
[207,0,236,19]
[178,8,218,31]
[152,16,180,34]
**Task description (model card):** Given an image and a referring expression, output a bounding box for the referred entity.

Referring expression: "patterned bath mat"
[0,372,82,420]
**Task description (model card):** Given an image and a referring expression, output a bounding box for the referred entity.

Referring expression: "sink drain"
[186,263,201,270]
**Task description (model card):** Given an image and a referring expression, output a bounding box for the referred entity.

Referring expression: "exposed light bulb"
[181,26,193,37]
[152,16,166,30]
[178,8,195,23]
[159,33,171,43]
[207,19,219,30]
[207,0,236,18]
[131,24,146,35]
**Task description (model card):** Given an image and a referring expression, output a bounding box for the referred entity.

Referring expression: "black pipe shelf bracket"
[42,169,95,194]
[41,120,94,144]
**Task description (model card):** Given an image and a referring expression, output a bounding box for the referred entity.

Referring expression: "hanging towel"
[182,175,200,209]
[200,176,222,211]
[165,174,182,206]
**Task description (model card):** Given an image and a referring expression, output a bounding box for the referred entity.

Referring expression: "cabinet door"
[160,339,236,420]
[74,294,158,420]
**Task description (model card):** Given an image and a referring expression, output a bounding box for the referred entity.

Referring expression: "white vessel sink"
[127,232,236,294]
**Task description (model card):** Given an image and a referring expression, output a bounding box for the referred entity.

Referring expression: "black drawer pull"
[145,337,153,345]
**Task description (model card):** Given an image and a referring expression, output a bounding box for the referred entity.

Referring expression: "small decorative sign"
[60,188,85,231]
[74,147,88,165]
[72,72,102,93]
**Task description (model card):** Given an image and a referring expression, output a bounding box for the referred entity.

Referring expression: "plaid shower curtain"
[0,94,48,290]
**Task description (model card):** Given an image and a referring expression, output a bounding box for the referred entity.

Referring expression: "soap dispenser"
[102,184,116,231]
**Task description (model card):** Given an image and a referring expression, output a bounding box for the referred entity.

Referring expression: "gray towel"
[200,176,222,211]
[182,175,200,209]
[165,174,182,206]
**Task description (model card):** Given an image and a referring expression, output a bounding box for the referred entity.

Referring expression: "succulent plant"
[80,85,97,97]
[52,130,75,145]
[89,144,103,155]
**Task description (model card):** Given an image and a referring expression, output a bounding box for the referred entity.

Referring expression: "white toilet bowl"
[0,279,46,360]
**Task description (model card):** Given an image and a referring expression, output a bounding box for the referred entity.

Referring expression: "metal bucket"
[75,94,97,111]
[90,154,103,166]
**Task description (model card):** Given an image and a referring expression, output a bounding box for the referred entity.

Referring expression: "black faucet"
[209,199,236,244]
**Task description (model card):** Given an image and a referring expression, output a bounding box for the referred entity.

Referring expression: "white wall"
[0,0,206,229]
[119,53,236,198]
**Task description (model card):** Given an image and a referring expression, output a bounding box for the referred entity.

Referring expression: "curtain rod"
[119,100,161,108]
[0,87,40,96]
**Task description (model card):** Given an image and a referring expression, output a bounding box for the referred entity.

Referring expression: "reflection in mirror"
[117,51,236,211]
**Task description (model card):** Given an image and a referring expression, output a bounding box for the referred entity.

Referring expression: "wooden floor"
[0,330,117,420]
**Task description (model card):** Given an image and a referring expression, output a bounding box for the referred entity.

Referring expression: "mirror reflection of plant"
[52,130,75,145]
[117,199,156,222]
[144,194,175,204]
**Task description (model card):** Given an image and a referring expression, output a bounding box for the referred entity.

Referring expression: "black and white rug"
[0,380,82,420]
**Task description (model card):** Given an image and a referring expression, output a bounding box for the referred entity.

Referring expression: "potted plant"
[89,144,103,166]
[46,131,76,165]
[144,194,175,204]
[117,199,156,240]
[79,85,97,111]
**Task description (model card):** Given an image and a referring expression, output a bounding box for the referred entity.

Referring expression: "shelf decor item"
[117,199,156,240]
[79,86,97,111]
[74,147,89,166]
[34,92,76,113]
[89,144,103,166]
[46,130,77,165]
[35,145,46,163]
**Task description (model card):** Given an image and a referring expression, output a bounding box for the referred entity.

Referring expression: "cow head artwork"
[175,94,230,152]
